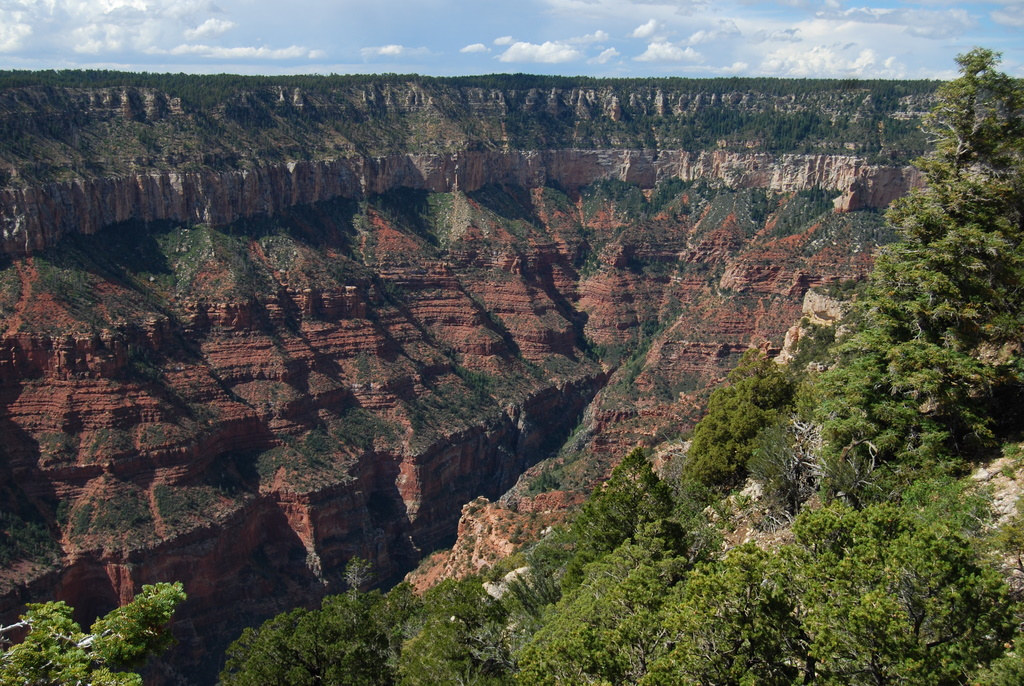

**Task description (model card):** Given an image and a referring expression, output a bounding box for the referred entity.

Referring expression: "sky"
[0,0,1021,80]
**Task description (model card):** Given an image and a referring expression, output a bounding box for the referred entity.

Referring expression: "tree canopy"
[0,582,185,686]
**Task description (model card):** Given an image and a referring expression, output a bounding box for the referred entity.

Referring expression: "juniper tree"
[0,582,185,686]
[819,49,1024,498]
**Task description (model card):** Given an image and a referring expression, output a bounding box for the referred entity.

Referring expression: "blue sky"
[0,0,1021,79]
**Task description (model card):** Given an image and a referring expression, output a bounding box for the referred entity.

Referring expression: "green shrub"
[681,349,796,490]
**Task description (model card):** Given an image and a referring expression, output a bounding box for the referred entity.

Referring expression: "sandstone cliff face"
[775,289,852,365]
[556,181,888,466]
[0,189,608,677]
[0,150,920,254]
[0,160,906,684]
[0,78,933,180]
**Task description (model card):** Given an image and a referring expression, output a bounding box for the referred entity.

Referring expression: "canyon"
[0,75,934,682]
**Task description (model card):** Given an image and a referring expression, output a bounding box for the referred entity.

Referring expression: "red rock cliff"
[0,150,920,254]
[0,165,905,684]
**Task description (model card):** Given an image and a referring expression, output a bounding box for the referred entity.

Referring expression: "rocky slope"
[0,75,932,683]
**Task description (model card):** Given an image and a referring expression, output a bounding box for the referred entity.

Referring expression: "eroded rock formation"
[0,150,920,254]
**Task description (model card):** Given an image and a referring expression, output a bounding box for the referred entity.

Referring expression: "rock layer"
[0,164,903,684]
[0,150,920,254]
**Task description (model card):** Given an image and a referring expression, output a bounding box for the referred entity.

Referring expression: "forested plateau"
[2,56,1022,685]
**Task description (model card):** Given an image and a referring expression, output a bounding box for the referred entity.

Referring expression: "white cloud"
[687,20,740,45]
[460,43,489,53]
[628,0,712,16]
[753,28,801,43]
[97,0,149,12]
[0,0,325,64]
[634,41,702,62]
[545,0,709,12]
[827,6,975,39]
[170,44,315,59]
[832,7,890,22]
[498,40,584,63]
[903,18,969,39]
[365,44,404,57]
[589,47,620,64]
[360,44,432,59]
[992,5,1024,27]
[492,29,611,65]
[571,29,610,44]
[760,45,894,77]
[72,23,129,54]
[686,30,712,45]
[184,18,235,40]
[0,18,32,52]
[630,19,660,39]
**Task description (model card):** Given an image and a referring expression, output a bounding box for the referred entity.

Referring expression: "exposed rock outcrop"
[405,495,569,593]
[775,289,850,364]
[0,150,921,254]
[0,174,895,682]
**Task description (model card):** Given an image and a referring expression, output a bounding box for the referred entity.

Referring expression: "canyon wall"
[0,183,612,681]
[0,149,920,254]
[5,374,603,682]
[0,74,933,684]
[0,172,900,682]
